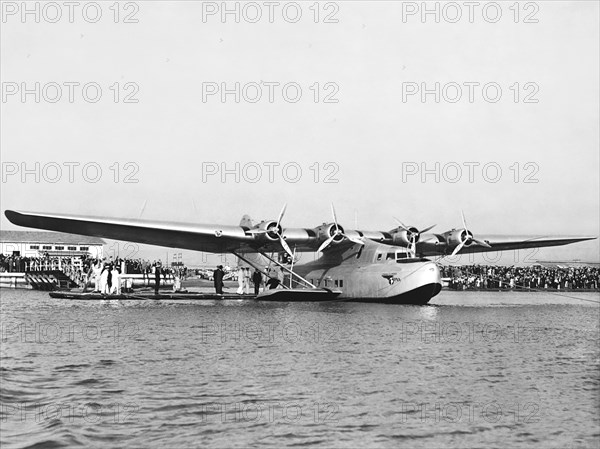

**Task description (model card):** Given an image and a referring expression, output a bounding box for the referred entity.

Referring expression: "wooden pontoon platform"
[49,288,343,301]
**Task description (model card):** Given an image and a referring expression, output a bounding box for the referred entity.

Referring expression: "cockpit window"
[376,253,382,261]
[396,257,429,263]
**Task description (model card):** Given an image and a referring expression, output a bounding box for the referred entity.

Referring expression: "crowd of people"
[0,253,190,294]
[0,253,188,275]
[212,265,282,295]
[117,258,189,279]
[4,252,599,293]
[0,254,63,272]
[440,265,599,291]
[78,256,187,294]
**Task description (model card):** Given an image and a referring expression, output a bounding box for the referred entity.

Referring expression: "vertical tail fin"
[239,215,254,228]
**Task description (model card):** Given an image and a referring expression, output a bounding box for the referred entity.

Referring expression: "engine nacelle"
[391,227,420,247]
[446,229,474,247]
[250,220,281,241]
[314,223,345,244]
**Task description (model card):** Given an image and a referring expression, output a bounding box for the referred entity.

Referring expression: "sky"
[1,1,598,266]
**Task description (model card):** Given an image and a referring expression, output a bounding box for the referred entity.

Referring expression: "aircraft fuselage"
[291,240,442,304]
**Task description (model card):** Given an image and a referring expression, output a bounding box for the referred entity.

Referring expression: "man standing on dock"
[252,269,262,295]
[154,263,162,295]
[213,265,224,294]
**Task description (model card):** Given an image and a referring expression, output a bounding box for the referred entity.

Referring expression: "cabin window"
[67,246,77,251]
[29,245,39,249]
[55,246,64,250]
[80,246,89,251]
[376,253,382,261]
[42,245,52,250]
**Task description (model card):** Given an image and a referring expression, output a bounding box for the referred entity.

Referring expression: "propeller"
[247,204,294,258]
[318,204,365,252]
[450,210,491,256]
[393,217,436,256]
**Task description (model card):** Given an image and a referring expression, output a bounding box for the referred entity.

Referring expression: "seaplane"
[3,207,595,305]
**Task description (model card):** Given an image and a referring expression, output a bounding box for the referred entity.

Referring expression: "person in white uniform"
[243,267,251,294]
[110,266,121,295]
[236,266,245,294]
[92,262,102,292]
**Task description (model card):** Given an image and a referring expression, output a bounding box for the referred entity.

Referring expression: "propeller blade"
[393,217,410,231]
[276,203,287,227]
[344,234,365,246]
[460,210,468,231]
[421,224,436,233]
[451,240,467,257]
[330,203,340,232]
[473,238,492,248]
[279,236,294,258]
[318,235,335,253]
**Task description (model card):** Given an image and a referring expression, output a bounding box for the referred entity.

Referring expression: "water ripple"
[1,290,598,448]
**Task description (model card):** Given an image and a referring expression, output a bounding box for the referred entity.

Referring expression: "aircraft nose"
[423,261,442,283]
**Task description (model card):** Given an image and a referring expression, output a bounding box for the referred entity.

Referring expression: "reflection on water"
[1,290,599,448]
[414,305,439,321]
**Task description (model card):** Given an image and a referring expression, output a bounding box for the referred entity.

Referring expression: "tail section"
[239,214,254,228]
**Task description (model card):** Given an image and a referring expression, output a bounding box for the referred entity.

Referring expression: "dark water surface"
[1,290,599,448]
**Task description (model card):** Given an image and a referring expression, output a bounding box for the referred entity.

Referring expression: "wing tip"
[4,209,20,224]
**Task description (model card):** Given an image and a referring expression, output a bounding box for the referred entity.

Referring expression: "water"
[1,289,599,448]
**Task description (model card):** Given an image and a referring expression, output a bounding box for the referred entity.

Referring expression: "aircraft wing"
[5,210,595,257]
[4,210,256,253]
[417,234,596,256]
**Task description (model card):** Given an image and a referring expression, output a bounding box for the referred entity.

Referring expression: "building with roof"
[0,230,104,259]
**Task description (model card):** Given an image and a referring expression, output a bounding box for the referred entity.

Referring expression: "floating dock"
[48,288,343,301]
[49,291,257,300]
